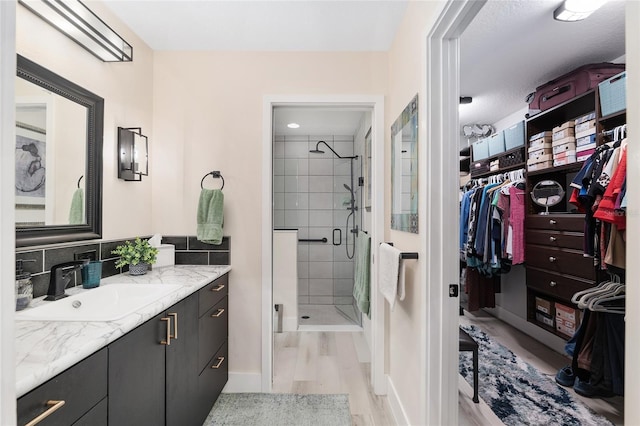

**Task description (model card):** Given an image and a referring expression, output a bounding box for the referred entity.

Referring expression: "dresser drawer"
[526,214,585,232]
[527,266,594,301]
[525,229,584,250]
[526,244,595,280]
[199,273,229,317]
[18,348,107,426]
[199,296,228,372]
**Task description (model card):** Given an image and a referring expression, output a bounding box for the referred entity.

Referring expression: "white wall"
[385,2,444,424]
[16,2,155,240]
[273,230,297,332]
[152,50,387,380]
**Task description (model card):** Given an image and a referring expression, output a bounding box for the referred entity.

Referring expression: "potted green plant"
[112,237,159,275]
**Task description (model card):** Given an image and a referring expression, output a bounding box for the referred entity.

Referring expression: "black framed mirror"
[16,55,103,247]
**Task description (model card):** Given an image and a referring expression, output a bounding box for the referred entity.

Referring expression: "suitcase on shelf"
[527,63,625,115]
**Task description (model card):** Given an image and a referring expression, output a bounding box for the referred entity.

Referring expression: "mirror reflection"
[391,94,419,233]
[15,77,87,227]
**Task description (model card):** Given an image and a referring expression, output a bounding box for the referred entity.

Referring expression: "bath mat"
[204,393,351,426]
[460,324,613,426]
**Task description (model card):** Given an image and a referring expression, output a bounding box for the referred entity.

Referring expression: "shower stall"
[273,133,363,328]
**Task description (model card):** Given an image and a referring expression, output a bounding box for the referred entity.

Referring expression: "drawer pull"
[211,284,226,292]
[549,219,557,225]
[25,400,66,426]
[169,312,178,339]
[211,308,225,318]
[549,236,557,242]
[549,256,557,262]
[160,317,171,345]
[211,356,225,369]
[550,281,557,287]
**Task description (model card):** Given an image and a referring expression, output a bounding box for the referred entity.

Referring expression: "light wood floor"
[272,331,395,426]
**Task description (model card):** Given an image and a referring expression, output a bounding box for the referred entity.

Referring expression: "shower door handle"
[333,228,342,246]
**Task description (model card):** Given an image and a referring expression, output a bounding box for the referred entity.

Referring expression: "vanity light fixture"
[553,0,606,22]
[287,123,300,129]
[118,127,148,181]
[18,0,133,62]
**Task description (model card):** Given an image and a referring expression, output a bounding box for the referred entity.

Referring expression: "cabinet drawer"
[199,273,229,317]
[526,229,583,250]
[197,342,228,424]
[526,244,595,280]
[526,214,585,232]
[527,266,594,301]
[72,397,107,426]
[18,348,107,426]
[199,296,228,372]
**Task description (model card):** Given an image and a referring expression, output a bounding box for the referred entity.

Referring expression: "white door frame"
[0,1,17,424]
[261,95,386,393]
[423,1,485,424]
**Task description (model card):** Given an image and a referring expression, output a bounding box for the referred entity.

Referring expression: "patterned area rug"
[460,325,613,426]
[204,393,352,426]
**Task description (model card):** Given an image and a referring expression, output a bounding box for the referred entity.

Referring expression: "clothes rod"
[298,238,327,243]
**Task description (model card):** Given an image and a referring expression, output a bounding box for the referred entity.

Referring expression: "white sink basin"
[15,284,182,322]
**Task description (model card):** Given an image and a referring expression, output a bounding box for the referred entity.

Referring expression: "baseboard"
[386,376,410,426]
[222,372,262,393]
[483,305,567,354]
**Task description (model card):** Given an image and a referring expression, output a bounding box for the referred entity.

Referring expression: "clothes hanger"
[588,285,625,312]
[577,282,623,309]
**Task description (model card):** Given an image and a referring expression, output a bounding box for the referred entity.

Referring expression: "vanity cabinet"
[17,348,107,426]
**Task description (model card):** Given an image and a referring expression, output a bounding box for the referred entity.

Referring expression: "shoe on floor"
[573,376,615,398]
[555,366,575,387]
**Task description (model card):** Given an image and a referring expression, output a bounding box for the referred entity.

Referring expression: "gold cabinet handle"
[160,317,171,345]
[211,308,225,318]
[211,284,225,292]
[168,312,178,339]
[549,236,557,242]
[25,400,65,426]
[549,256,557,262]
[549,219,557,225]
[211,356,225,369]
[550,281,557,287]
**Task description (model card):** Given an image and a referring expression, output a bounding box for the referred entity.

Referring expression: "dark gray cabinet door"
[166,294,199,426]
[108,311,167,426]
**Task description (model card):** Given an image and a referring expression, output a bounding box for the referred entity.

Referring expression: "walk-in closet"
[457,2,626,424]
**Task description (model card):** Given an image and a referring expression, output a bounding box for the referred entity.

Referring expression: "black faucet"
[45,260,89,301]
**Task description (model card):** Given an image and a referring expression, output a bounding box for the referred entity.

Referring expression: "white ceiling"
[102,0,408,51]
[273,107,367,136]
[102,0,626,138]
[460,0,626,129]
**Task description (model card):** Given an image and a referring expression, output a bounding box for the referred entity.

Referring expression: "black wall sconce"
[118,127,148,181]
[18,0,133,62]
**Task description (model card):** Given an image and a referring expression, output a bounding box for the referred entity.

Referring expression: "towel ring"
[200,171,225,190]
[77,175,83,189]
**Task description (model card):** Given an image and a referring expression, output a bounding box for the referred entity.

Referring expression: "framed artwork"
[364,127,372,211]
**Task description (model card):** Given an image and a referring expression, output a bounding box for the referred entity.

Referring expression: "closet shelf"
[598,109,626,123]
[526,162,583,177]
[471,162,525,179]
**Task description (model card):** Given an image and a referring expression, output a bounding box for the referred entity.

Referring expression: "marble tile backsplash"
[16,235,230,298]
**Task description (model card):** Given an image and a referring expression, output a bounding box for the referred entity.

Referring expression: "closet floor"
[459,310,624,426]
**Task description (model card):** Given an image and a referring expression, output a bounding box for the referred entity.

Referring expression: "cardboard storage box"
[556,317,577,338]
[552,141,576,155]
[574,111,596,125]
[575,124,596,139]
[553,127,575,141]
[536,297,552,315]
[530,131,552,142]
[553,156,576,166]
[576,134,596,147]
[527,161,553,171]
[577,149,596,161]
[555,302,579,323]
[528,146,553,159]
[552,135,576,147]
[528,153,552,165]
[536,312,554,327]
[529,140,552,150]
[553,120,575,133]
[554,149,576,160]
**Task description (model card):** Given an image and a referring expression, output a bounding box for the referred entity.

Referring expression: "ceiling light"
[554,0,607,22]
[19,0,133,62]
[287,123,300,129]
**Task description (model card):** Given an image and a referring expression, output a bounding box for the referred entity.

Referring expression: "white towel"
[379,243,404,310]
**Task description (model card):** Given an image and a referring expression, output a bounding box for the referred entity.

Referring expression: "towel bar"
[200,171,225,190]
[382,242,419,260]
[298,238,327,243]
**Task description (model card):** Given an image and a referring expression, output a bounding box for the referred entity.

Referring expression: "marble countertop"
[15,264,231,398]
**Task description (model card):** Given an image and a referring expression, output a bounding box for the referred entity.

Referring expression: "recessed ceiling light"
[554,0,606,22]
[287,123,300,129]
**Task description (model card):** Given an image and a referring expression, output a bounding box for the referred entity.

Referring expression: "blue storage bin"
[504,121,525,150]
[599,71,626,117]
[472,138,489,161]
[488,132,505,157]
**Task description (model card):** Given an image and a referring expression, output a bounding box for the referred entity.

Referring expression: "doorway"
[261,95,385,393]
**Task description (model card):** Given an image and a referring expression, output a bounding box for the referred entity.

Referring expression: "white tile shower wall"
[274,135,356,306]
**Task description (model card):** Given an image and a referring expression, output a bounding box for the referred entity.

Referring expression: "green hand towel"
[353,233,371,318]
[197,189,224,245]
[68,188,84,224]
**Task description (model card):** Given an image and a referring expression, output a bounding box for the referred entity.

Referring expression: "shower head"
[309,141,326,154]
[343,184,353,193]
